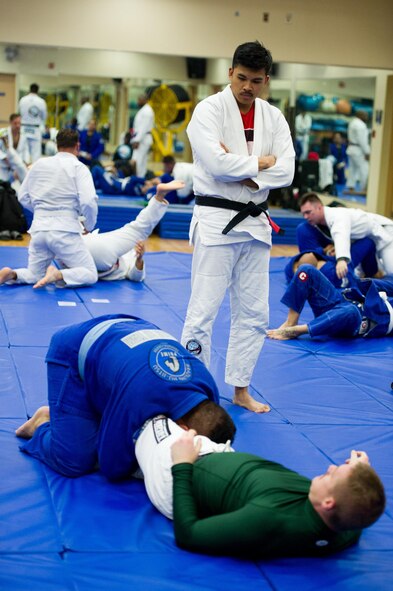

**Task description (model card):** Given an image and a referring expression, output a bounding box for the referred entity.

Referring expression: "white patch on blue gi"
[121,329,176,349]
[149,343,192,383]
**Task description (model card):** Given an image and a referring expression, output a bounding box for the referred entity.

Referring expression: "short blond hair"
[331,463,385,531]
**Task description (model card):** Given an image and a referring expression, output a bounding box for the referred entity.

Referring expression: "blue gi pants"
[296,224,378,277]
[282,264,362,338]
[20,363,99,477]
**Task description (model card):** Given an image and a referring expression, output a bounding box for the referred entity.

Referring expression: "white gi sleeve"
[327,209,353,261]
[75,164,98,231]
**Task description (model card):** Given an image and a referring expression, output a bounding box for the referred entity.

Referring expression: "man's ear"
[175,419,189,431]
[321,496,336,512]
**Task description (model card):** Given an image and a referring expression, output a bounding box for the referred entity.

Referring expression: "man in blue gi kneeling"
[15,314,236,480]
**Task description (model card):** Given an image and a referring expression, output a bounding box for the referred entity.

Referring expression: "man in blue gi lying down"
[267,264,393,340]
[15,314,236,480]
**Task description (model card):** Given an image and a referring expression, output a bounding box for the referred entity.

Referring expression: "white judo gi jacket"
[182,85,295,387]
[14,152,98,286]
[323,206,393,273]
[187,84,295,246]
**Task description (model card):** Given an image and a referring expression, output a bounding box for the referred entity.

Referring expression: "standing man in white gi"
[77,97,94,131]
[131,94,155,178]
[181,41,295,413]
[295,108,313,161]
[19,83,47,163]
[0,129,98,288]
[346,110,370,193]
[0,114,28,187]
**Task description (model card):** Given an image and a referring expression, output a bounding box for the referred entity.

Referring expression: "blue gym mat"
[0,246,392,591]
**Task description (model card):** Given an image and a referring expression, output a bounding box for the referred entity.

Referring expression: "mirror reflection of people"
[77,97,94,131]
[130,94,155,178]
[295,108,312,161]
[346,110,370,194]
[18,83,47,163]
[78,119,105,168]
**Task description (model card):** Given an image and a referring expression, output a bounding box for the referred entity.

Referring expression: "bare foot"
[233,387,270,414]
[267,327,300,340]
[33,265,63,288]
[15,406,50,439]
[0,267,17,284]
[155,180,185,202]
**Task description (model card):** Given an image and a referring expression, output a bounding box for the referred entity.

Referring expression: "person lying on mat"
[15,314,236,481]
[267,264,393,341]
[73,179,184,282]
[0,180,184,286]
[135,416,385,558]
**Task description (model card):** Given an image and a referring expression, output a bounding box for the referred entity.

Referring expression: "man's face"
[309,463,353,505]
[300,201,324,225]
[11,116,21,133]
[229,66,269,113]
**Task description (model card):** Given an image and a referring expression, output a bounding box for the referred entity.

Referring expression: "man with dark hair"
[298,192,393,275]
[19,83,47,163]
[181,40,295,413]
[0,128,98,288]
[135,426,385,557]
[15,314,236,482]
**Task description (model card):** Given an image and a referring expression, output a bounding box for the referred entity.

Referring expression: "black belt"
[195,196,284,235]
[22,123,40,127]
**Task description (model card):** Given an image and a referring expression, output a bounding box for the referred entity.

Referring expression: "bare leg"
[276,309,300,331]
[15,406,50,439]
[33,265,63,288]
[233,386,271,414]
[155,180,185,202]
[0,267,17,284]
[267,324,309,340]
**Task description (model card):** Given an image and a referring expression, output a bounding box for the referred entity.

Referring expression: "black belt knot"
[195,195,284,235]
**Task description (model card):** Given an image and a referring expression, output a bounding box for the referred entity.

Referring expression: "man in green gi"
[136,419,385,558]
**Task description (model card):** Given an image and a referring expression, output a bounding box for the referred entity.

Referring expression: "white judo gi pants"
[22,126,43,164]
[83,226,142,281]
[81,199,167,280]
[135,415,233,519]
[14,230,97,286]
[181,227,270,387]
[132,134,153,178]
[346,146,369,191]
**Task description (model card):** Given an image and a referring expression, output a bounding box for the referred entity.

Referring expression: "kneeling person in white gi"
[0,129,98,288]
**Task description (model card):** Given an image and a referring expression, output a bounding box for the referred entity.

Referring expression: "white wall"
[0,0,392,70]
